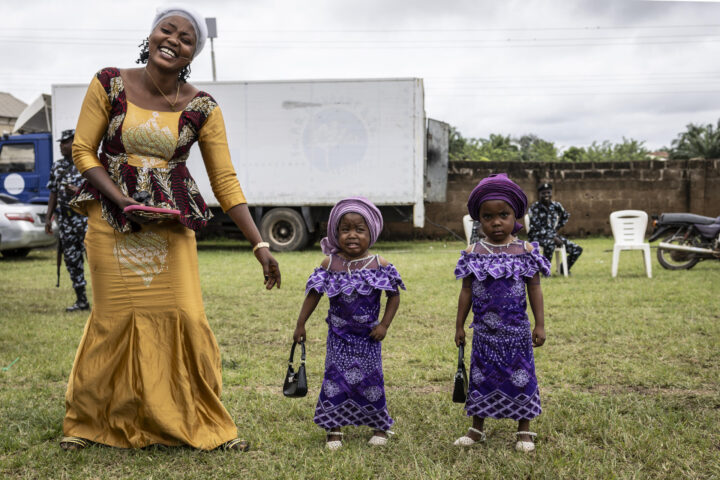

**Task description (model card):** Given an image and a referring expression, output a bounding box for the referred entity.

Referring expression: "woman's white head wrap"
[151,4,208,58]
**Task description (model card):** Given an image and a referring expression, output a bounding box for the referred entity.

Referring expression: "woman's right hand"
[254,248,281,290]
[116,195,146,224]
[293,325,306,343]
[455,327,466,347]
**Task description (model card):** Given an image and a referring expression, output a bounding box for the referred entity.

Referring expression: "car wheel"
[1,248,32,258]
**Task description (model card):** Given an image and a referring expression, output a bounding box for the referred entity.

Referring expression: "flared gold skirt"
[63,201,237,449]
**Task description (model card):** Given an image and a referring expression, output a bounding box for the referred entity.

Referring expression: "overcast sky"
[2,0,719,150]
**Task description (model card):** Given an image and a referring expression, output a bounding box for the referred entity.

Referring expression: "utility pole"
[206,17,218,81]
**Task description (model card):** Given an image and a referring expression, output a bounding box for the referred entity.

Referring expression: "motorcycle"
[648,213,720,270]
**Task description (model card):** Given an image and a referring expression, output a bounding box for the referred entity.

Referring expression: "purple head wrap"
[320,197,384,255]
[467,173,528,234]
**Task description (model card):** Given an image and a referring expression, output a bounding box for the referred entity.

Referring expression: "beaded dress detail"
[305,254,405,431]
[455,240,550,420]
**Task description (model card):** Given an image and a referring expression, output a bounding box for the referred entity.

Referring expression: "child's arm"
[293,257,329,342]
[293,291,322,342]
[455,277,472,346]
[370,255,399,341]
[526,273,546,347]
[369,294,399,341]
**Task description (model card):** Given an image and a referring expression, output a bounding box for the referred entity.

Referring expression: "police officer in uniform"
[45,129,89,311]
[527,182,583,273]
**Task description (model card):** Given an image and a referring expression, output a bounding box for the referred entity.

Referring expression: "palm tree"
[670,120,720,160]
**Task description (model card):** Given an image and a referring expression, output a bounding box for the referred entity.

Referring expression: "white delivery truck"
[52,78,448,250]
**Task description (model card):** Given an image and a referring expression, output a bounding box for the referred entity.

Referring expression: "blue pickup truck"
[0,132,53,204]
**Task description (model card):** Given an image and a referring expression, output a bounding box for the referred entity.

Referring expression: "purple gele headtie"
[320,197,384,255]
[467,173,528,234]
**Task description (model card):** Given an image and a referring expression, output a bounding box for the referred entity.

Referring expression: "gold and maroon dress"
[65,68,244,449]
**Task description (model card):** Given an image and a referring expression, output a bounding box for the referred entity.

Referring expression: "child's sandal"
[326,431,343,450]
[218,438,250,452]
[60,436,91,451]
[453,427,486,446]
[368,430,394,446]
[514,431,537,452]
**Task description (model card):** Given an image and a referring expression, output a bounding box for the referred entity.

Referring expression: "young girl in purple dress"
[293,197,405,450]
[453,174,550,453]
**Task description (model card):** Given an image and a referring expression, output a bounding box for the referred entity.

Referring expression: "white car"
[0,194,57,258]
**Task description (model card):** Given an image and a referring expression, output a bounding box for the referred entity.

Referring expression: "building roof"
[0,92,28,120]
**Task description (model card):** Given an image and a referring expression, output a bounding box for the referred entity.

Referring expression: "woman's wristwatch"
[252,241,270,253]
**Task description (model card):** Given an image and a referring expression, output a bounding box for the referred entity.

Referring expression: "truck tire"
[260,208,310,252]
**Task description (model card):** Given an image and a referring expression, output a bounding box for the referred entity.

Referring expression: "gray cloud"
[1,0,719,150]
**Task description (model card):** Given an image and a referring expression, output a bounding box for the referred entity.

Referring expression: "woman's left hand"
[532,326,546,347]
[254,248,281,289]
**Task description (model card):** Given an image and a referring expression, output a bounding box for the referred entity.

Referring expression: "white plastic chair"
[610,210,652,278]
[462,214,474,246]
[525,213,568,277]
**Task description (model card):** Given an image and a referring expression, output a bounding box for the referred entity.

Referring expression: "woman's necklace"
[480,237,514,249]
[144,67,180,110]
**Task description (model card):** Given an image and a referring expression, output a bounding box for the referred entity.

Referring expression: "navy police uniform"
[46,129,89,311]
[527,183,583,272]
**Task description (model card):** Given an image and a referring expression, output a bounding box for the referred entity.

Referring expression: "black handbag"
[283,341,308,398]
[452,343,468,403]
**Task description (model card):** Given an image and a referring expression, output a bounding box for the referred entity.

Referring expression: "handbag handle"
[457,343,465,369]
[288,340,306,365]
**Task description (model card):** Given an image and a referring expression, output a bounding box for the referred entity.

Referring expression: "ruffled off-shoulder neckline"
[455,243,551,281]
[306,264,406,297]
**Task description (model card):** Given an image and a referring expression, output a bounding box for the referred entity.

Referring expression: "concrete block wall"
[383,159,720,239]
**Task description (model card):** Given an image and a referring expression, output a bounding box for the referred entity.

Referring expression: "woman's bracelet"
[252,241,270,253]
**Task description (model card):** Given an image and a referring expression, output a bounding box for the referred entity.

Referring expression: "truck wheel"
[260,208,309,252]
[1,248,31,258]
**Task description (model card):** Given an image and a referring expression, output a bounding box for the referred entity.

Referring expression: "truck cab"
[0,132,52,204]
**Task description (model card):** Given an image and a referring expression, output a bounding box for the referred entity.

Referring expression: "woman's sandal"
[325,431,343,450]
[514,431,537,452]
[60,436,91,451]
[219,438,250,452]
[453,427,486,446]
[368,430,394,446]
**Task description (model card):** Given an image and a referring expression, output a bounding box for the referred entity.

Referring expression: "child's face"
[478,200,516,244]
[337,212,371,258]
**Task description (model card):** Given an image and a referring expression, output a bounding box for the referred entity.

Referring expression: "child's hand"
[369,324,388,341]
[532,326,546,347]
[455,327,466,346]
[293,325,306,343]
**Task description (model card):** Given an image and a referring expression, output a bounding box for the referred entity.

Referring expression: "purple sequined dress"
[455,240,551,420]
[305,254,405,431]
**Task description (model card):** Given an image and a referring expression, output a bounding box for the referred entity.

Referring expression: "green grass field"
[1,238,719,479]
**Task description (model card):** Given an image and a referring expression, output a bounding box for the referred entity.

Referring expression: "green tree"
[474,134,521,162]
[448,126,491,162]
[561,146,585,162]
[568,138,648,162]
[613,137,649,162]
[583,140,613,163]
[670,120,720,160]
[448,127,649,163]
[448,125,467,158]
[515,134,558,162]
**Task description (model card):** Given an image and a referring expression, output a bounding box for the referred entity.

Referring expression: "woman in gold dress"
[61,5,280,451]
